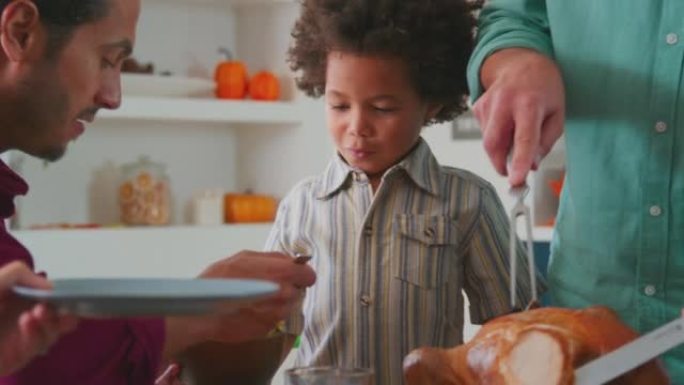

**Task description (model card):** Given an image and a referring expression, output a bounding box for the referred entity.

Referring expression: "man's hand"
[163,251,315,357]
[473,48,565,186]
[0,261,78,375]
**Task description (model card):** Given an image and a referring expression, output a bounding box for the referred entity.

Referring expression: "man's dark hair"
[288,0,482,124]
[0,0,111,58]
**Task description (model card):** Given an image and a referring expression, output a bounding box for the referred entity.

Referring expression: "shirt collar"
[315,138,442,199]
[0,158,28,218]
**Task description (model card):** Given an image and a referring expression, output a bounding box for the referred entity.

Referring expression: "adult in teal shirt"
[467,0,684,379]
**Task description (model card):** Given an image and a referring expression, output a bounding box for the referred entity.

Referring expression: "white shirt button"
[649,205,662,217]
[360,294,372,306]
[666,33,679,45]
[655,121,668,133]
[644,285,657,296]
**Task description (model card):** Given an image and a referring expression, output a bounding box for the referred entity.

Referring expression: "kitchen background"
[5,0,565,383]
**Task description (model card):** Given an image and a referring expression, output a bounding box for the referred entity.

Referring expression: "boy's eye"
[374,106,398,113]
[330,104,349,110]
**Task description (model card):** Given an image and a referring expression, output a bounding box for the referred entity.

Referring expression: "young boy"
[265,0,544,384]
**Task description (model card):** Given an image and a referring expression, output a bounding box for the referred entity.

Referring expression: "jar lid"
[121,156,167,176]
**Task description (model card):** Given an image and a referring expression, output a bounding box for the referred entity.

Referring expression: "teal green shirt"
[468,0,684,380]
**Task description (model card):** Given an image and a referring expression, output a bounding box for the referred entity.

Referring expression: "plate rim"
[13,277,279,301]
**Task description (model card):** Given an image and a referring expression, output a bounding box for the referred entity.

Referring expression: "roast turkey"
[403,306,670,385]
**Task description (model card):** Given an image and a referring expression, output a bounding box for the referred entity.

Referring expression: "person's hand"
[0,261,78,375]
[163,251,316,357]
[473,48,566,186]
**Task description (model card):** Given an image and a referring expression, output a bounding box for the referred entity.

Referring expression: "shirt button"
[363,225,373,237]
[360,294,372,306]
[423,227,435,238]
[666,33,679,45]
[649,205,662,217]
[655,121,668,133]
[644,285,657,296]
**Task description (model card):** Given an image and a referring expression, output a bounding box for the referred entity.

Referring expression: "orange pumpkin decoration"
[223,193,278,223]
[248,71,280,101]
[214,48,248,99]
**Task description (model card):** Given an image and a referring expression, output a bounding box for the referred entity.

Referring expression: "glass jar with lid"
[118,156,172,226]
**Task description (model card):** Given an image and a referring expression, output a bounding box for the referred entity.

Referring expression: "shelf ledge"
[518,226,555,242]
[98,96,304,125]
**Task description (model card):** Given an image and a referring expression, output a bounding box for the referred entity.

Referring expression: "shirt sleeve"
[466,0,555,101]
[9,318,165,385]
[462,183,547,324]
[125,319,166,384]
[263,194,305,336]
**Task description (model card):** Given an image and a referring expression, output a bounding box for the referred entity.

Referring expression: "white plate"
[13,278,278,317]
[121,73,215,98]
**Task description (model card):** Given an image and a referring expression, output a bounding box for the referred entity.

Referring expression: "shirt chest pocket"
[392,215,458,289]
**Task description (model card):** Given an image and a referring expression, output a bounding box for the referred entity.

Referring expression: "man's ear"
[0,0,42,62]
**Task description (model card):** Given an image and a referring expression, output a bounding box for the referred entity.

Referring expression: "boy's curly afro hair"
[288,0,481,124]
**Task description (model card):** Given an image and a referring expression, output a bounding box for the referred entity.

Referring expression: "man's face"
[11,0,140,161]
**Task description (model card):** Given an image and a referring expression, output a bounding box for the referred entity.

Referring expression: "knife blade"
[574,316,684,385]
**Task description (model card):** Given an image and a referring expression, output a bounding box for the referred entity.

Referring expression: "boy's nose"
[348,111,372,137]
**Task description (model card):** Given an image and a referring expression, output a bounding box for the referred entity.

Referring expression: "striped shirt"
[264,138,541,385]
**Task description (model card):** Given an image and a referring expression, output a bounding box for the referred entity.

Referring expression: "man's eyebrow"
[102,39,133,57]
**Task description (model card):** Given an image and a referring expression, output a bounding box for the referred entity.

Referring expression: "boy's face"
[7,0,140,161]
[325,52,437,180]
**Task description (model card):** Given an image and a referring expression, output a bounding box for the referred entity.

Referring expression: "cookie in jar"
[118,156,172,226]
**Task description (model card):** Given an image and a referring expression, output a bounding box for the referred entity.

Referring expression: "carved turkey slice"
[404,306,670,385]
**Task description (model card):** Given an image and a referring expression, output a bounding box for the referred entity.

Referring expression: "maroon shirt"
[0,161,165,385]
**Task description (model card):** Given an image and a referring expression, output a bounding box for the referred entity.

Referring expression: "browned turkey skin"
[404,306,670,385]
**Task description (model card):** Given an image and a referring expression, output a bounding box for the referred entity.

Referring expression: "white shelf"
[516,226,555,243]
[98,97,303,125]
[12,224,274,279]
[533,226,554,242]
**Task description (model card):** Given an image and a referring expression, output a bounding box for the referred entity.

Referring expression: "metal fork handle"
[509,203,537,309]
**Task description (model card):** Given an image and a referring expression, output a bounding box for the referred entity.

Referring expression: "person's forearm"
[162,316,205,359]
[172,334,296,385]
[480,48,552,90]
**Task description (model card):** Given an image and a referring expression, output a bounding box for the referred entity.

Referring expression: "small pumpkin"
[223,193,278,223]
[214,47,248,99]
[248,71,280,101]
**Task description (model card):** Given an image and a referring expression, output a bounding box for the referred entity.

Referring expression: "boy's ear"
[0,0,43,62]
[425,103,443,124]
